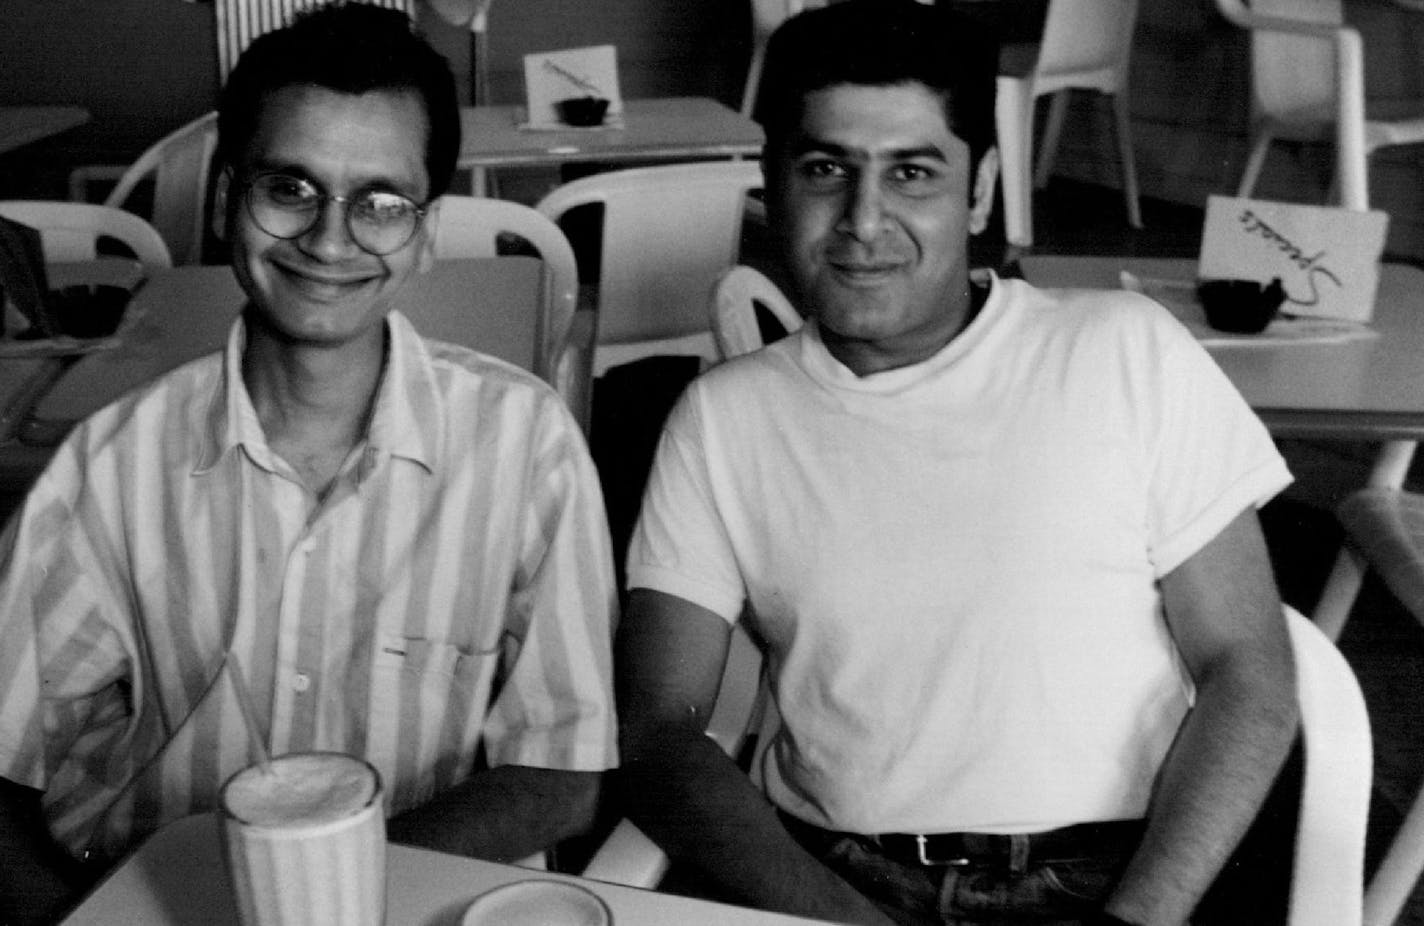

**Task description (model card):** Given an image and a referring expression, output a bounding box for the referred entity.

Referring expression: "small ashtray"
[555,96,610,127]
[1196,277,1286,334]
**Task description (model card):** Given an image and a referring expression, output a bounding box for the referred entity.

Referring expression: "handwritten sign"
[522,46,622,129]
[1198,196,1388,323]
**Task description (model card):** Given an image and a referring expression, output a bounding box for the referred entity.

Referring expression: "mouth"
[274,263,378,299]
[827,259,904,285]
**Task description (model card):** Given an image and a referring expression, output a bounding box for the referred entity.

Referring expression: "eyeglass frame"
[236,170,433,257]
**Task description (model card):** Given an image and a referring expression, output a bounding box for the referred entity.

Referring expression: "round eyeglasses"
[242,172,429,257]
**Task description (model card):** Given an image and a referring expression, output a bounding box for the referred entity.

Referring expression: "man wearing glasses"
[0,6,616,923]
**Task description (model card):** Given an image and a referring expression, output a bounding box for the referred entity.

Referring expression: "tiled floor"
[1017,177,1424,925]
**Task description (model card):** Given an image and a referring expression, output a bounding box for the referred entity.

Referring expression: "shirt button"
[292,673,311,692]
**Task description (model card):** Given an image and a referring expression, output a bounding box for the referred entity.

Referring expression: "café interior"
[6,0,1424,923]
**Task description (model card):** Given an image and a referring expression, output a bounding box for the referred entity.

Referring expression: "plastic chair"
[709,265,803,361]
[995,0,1143,248]
[1212,0,1424,213]
[68,113,218,266]
[580,606,1372,926]
[1327,487,1424,925]
[0,201,172,268]
[535,161,765,378]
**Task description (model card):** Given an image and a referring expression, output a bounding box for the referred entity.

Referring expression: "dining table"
[0,105,91,155]
[1017,255,1424,441]
[58,813,836,926]
[27,256,556,430]
[458,96,763,194]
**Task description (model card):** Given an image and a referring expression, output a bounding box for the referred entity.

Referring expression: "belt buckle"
[915,834,970,867]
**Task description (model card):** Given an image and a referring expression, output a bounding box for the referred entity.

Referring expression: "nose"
[299,198,360,261]
[837,174,885,243]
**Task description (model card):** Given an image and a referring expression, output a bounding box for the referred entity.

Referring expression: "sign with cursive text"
[1198,196,1388,323]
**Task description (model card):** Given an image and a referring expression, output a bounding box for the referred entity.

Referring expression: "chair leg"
[995,77,1035,248]
[1237,127,1275,199]
[1365,792,1424,926]
[1111,92,1143,230]
[1034,90,1071,190]
[741,45,767,118]
[1311,545,1367,643]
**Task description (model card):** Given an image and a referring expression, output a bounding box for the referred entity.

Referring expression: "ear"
[967,146,1000,237]
[415,197,440,273]
[212,171,231,242]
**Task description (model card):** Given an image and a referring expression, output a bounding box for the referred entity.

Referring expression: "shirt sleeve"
[0,443,132,792]
[480,398,619,772]
[624,387,747,623]
[1143,323,1293,576]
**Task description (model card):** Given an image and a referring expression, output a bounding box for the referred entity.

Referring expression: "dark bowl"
[555,96,610,127]
[1196,277,1286,334]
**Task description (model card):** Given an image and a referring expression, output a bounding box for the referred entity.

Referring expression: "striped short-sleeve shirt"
[0,310,618,861]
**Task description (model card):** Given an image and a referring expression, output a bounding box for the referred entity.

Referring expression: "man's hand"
[386,766,602,864]
[617,589,897,925]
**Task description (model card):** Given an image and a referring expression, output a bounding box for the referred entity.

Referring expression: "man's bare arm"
[616,588,895,926]
[1105,509,1299,926]
[0,777,89,926]
[386,766,603,863]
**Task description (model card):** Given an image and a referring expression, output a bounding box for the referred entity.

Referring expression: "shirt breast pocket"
[366,633,501,811]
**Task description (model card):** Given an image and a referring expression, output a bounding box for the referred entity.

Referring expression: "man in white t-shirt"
[615,2,1298,925]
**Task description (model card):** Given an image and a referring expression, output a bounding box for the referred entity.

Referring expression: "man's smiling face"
[226,84,436,349]
[769,81,988,375]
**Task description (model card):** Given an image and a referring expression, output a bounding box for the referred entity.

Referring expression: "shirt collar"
[195,310,444,475]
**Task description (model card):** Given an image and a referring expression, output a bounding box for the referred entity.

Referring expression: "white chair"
[742,0,826,116]
[69,113,218,266]
[535,161,765,378]
[1212,0,1424,213]
[995,0,1143,248]
[0,201,172,268]
[709,264,802,361]
[581,606,1373,926]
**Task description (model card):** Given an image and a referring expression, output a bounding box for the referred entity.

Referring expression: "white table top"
[31,257,550,425]
[1019,255,1424,440]
[458,96,764,169]
[0,105,90,155]
[60,814,835,926]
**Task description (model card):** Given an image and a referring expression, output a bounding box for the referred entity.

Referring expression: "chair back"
[1032,0,1140,95]
[536,161,764,376]
[743,0,826,114]
[1285,605,1370,926]
[710,265,803,361]
[433,195,580,380]
[1247,0,1344,135]
[213,0,415,79]
[0,201,172,268]
[103,113,218,266]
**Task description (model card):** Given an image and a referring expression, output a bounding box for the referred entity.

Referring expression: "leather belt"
[871,820,1145,868]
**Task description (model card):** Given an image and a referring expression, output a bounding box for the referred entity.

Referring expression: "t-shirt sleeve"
[625,388,747,623]
[1144,325,1293,576]
[481,398,619,772]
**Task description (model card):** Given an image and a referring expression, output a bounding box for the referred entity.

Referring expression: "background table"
[0,105,90,155]
[60,814,835,926]
[1019,256,1424,441]
[30,256,550,427]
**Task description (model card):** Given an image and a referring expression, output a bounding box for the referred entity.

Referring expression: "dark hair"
[218,2,460,199]
[755,0,997,164]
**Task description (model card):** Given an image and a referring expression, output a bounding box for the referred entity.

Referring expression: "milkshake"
[220,752,385,926]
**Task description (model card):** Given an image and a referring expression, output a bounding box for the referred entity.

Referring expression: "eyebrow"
[789,139,951,163]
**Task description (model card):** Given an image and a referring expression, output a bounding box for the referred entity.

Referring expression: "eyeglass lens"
[245,173,424,256]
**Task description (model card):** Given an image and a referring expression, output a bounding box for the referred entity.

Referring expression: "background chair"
[995,0,1143,248]
[0,201,171,268]
[1212,0,1424,213]
[742,0,826,115]
[580,607,1372,926]
[709,264,803,360]
[535,160,765,378]
[68,112,218,267]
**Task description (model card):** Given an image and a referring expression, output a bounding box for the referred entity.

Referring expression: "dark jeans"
[780,812,1138,926]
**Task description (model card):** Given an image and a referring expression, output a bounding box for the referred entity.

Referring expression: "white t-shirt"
[627,276,1292,835]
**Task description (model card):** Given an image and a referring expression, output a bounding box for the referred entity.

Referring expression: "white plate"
[461,879,612,926]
